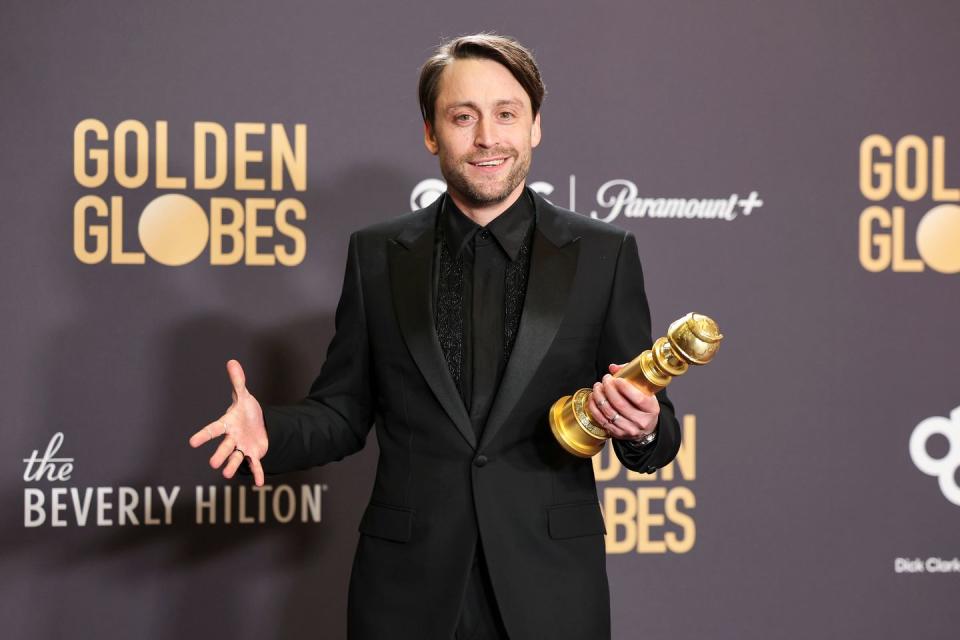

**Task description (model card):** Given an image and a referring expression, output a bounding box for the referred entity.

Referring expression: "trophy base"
[549,389,609,458]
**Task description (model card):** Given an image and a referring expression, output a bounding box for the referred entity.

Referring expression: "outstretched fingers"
[189,417,227,448]
[249,457,265,487]
[209,434,237,469]
[191,359,266,486]
[222,449,245,478]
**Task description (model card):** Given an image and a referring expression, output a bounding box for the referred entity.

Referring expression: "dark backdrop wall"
[2,1,958,638]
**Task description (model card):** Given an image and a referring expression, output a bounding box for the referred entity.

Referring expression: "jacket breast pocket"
[547,501,606,540]
[358,502,414,543]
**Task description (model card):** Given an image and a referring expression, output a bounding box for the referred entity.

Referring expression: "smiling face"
[424,57,542,213]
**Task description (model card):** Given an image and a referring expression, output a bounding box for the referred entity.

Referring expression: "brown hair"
[418,33,546,125]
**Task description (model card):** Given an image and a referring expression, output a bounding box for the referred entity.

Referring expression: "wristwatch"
[634,428,657,447]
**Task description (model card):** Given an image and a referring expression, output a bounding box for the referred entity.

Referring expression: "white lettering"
[22,432,74,482]
[223,485,232,524]
[23,483,321,527]
[96,487,114,526]
[157,486,179,525]
[926,556,960,573]
[273,485,295,523]
[302,484,322,523]
[51,487,68,527]
[895,557,924,573]
[253,485,272,521]
[143,487,160,525]
[238,485,255,524]
[72,487,94,526]
[118,486,139,525]
[24,489,45,527]
[591,179,636,222]
[586,180,757,224]
[196,486,216,524]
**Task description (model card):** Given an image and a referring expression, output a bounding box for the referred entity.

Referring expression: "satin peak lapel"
[479,197,580,451]
[388,206,476,450]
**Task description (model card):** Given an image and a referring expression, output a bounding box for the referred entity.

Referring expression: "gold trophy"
[549,312,723,458]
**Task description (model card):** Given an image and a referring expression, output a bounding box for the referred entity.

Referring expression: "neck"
[447,181,527,227]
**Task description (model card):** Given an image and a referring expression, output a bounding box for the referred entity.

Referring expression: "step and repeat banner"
[1,1,957,638]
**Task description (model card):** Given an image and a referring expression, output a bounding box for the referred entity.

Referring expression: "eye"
[498,111,516,121]
[454,113,474,123]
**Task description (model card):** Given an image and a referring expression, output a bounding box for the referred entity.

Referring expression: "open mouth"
[468,157,510,171]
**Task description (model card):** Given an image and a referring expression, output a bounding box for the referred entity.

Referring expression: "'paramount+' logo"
[859,134,960,274]
[910,405,960,506]
[73,119,308,267]
[411,177,763,223]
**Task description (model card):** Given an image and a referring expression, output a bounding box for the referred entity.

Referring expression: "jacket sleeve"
[595,231,682,474]
[258,232,375,474]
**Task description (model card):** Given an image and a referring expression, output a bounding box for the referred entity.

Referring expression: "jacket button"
[474,455,489,467]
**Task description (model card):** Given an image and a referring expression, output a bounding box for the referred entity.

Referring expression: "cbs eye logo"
[909,405,960,506]
[409,178,556,213]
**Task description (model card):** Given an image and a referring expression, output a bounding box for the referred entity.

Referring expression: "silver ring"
[611,413,620,423]
[597,398,607,408]
[234,447,245,458]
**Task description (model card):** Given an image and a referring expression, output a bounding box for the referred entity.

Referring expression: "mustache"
[466,149,517,163]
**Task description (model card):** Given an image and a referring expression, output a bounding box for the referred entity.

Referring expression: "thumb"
[608,362,626,374]
[226,359,247,394]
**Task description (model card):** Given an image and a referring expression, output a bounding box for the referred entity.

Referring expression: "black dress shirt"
[433,187,655,452]
[434,189,535,439]
[433,189,535,638]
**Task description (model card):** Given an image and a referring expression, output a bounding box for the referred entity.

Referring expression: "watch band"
[635,428,657,447]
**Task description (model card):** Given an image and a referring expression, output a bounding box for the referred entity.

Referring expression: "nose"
[474,116,497,148]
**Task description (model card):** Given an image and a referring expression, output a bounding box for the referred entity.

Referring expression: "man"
[190,33,680,640]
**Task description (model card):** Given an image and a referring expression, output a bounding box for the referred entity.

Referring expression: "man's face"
[424,57,541,209]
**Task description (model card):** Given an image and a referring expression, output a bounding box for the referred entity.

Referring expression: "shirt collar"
[441,187,535,262]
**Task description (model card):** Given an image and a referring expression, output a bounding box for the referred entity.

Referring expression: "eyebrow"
[445,99,525,112]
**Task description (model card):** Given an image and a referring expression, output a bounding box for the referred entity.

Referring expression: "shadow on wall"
[6,164,420,639]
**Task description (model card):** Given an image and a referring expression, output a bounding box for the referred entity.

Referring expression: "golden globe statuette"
[549,312,723,458]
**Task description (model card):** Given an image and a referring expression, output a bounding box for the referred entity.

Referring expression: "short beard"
[441,150,531,208]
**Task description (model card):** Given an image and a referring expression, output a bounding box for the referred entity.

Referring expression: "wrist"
[632,426,657,447]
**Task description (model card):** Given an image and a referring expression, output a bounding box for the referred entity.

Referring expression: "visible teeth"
[475,159,504,167]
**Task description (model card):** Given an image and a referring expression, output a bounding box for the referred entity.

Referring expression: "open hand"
[189,359,268,486]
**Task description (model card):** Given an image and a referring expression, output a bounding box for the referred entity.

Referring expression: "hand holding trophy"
[549,312,723,458]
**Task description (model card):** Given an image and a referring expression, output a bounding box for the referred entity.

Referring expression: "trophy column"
[549,312,723,458]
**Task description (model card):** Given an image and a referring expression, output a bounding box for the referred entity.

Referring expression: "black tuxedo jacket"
[260,190,680,639]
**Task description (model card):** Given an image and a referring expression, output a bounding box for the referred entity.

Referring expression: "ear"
[423,120,439,155]
[530,112,542,149]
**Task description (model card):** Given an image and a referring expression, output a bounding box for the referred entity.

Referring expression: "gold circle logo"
[137,194,209,266]
[916,204,960,274]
